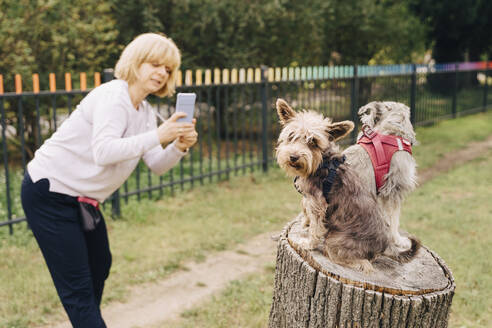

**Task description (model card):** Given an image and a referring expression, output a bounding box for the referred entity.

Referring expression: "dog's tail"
[384,236,421,263]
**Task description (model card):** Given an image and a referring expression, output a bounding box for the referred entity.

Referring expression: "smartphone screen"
[176,93,196,123]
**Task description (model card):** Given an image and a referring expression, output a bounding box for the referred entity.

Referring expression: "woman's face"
[135,61,172,95]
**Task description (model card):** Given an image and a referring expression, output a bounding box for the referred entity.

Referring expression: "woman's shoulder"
[91,79,129,98]
[81,80,132,108]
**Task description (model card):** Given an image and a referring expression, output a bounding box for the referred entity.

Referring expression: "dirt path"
[418,135,492,184]
[47,135,492,328]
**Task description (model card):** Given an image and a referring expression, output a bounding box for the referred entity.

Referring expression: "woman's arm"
[142,105,190,174]
[142,141,187,175]
[91,102,161,166]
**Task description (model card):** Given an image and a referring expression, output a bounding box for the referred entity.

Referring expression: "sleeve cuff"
[171,140,189,155]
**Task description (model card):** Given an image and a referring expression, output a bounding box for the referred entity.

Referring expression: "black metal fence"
[1,62,490,234]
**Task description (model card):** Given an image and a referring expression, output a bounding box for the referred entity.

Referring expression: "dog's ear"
[276,98,296,125]
[327,121,354,141]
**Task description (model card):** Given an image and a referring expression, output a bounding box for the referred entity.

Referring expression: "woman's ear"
[276,98,296,125]
[327,121,354,141]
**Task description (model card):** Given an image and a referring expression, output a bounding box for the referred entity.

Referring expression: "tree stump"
[269,218,456,328]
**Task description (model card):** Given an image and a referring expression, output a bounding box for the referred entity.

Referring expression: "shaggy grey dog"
[275,99,419,273]
[344,101,417,250]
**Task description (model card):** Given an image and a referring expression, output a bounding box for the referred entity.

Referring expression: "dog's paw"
[395,236,412,250]
[335,259,375,274]
[354,260,374,274]
[298,237,317,251]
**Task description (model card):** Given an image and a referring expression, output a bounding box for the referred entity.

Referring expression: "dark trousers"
[21,172,111,328]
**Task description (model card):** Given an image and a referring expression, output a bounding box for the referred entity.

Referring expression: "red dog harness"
[357,125,412,192]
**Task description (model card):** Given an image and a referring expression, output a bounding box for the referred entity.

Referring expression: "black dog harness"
[294,155,346,203]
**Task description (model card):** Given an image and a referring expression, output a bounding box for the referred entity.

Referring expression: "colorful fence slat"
[32,74,40,93]
[94,72,101,87]
[80,73,87,91]
[15,74,22,94]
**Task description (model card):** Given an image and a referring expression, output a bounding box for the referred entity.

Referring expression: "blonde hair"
[114,33,181,97]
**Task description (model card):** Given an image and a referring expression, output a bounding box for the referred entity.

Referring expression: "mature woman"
[20,33,197,327]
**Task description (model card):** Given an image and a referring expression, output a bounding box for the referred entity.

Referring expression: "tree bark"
[269,218,456,328]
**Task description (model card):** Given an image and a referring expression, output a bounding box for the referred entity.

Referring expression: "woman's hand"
[157,113,195,145]
[175,119,198,152]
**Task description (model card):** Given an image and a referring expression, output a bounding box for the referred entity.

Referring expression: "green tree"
[406,0,492,94]
[110,0,165,65]
[322,0,426,65]
[0,0,119,84]
[1,0,429,78]
[110,0,325,69]
[0,0,120,161]
[407,0,492,62]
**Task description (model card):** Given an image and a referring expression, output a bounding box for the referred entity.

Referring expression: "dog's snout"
[290,155,299,162]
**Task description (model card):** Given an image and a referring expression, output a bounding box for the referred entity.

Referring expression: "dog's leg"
[380,153,417,250]
[307,216,325,249]
[390,206,412,250]
[379,198,392,227]
[380,198,411,250]
[301,206,310,228]
[298,207,323,250]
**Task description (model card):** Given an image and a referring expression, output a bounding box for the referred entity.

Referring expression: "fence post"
[410,64,417,125]
[350,65,359,142]
[452,63,459,118]
[483,62,489,112]
[103,68,121,218]
[260,65,269,172]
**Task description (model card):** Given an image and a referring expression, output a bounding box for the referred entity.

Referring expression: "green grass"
[1,110,491,327]
[161,150,492,328]
[412,110,492,169]
[404,152,492,327]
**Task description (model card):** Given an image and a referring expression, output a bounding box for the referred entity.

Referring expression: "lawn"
[0,110,491,327]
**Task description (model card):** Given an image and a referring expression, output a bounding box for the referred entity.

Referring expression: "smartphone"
[176,93,196,123]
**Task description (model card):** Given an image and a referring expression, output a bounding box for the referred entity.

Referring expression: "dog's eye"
[287,133,294,142]
[308,138,318,148]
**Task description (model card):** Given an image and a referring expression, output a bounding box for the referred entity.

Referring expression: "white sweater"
[28,79,187,202]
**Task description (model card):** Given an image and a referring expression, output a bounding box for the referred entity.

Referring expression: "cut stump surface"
[269,218,456,328]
